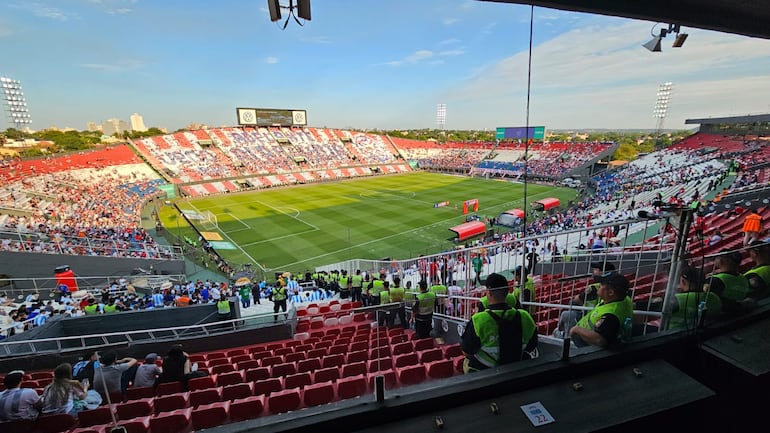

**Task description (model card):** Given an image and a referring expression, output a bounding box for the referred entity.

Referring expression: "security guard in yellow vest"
[411,280,436,339]
[84,298,100,315]
[389,276,407,328]
[745,240,770,301]
[461,281,537,373]
[351,270,364,303]
[338,271,350,299]
[430,282,448,314]
[512,266,536,314]
[217,297,231,320]
[271,284,287,322]
[707,249,750,313]
[554,262,614,337]
[569,272,633,348]
[478,273,518,312]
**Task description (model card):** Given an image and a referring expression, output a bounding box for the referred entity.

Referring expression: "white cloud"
[438,38,460,46]
[80,59,144,71]
[10,2,75,21]
[387,47,465,67]
[88,0,136,15]
[447,21,770,128]
[442,18,459,25]
[265,57,279,64]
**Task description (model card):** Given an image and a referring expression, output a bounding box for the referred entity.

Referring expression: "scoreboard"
[236,108,307,127]
[495,126,545,140]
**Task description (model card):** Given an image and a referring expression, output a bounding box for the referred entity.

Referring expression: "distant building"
[103,118,130,136]
[186,122,208,130]
[130,113,147,132]
[87,122,103,132]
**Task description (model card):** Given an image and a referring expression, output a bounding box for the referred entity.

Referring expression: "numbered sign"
[520,402,555,427]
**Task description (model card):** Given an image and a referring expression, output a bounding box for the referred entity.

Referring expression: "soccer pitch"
[159,172,577,273]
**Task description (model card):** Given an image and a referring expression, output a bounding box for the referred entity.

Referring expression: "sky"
[2,0,770,132]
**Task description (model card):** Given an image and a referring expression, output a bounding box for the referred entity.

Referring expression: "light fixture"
[672,33,689,48]
[643,23,688,52]
[267,0,311,30]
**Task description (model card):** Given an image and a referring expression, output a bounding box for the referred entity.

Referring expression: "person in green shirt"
[239,285,251,309]
[569,272,633,348]
[471,254,484,285]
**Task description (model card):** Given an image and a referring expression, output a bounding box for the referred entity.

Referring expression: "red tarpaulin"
[533,197,560,211]
[449,221,487,241]
[504,208,525,218]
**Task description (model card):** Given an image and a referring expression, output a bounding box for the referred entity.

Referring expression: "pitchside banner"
[434,201,450,208]
[496,126,545,140]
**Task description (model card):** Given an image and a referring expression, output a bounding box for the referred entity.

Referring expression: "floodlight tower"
[436,103,446,130]
[1,77,32,131]
[653,82,673,149]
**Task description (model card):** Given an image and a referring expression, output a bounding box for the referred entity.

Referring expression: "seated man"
[93,351,137,401]
[668,265,722,329]
[461,281,538,373]
[707,249,751,313]
[477,273,518,312]
[745,239,770,301]
[0,370,40,422]
[554,262,615,338]
[569,272,633,348]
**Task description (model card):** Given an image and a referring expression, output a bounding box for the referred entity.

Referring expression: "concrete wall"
[0,251,185,289]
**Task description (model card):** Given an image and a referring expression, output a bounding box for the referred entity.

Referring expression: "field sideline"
[158,172,577,273]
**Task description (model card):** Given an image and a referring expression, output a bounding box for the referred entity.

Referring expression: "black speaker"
[297,0,311,21]
[267,0,281,22]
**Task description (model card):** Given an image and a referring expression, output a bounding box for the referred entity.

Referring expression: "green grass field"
[158,172,577,273]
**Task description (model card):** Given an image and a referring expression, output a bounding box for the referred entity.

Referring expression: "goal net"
[199,210,218,231]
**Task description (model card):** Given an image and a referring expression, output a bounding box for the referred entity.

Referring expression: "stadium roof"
[481,0,770,40]
[685,113,770,125]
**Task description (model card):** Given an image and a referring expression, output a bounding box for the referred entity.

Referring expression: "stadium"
[2,1,770,433]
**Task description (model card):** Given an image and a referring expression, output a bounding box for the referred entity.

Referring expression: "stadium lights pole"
[521,5,534,234]
[1,77,32,131]
[653,82,673,150]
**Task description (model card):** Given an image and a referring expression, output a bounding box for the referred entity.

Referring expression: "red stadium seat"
[367,357,393,373]
[189,386,222,408]
[260,355,284,368]
[427,359,455,379]
[303,381,335,407]
[346,350,369,364]
[229,395,265,422]
[413,338,435,351]
[77,406,113,427]
[369,346,391,359]
[210,363,236,375]
[207,357,230,366]
[188,375,217,391]
[34,413,78,433]
[69,426,106,433]
[271,362,297,377]
[322,354,346,369]
[419,348,444,363]
[398,364,427,385]
[297,358,323,374]
[313,367,340,384]
[153,391,190,414]
[226,348,246,358]
[191,401,230,430]
[314,341,333,350]
[341,361,367,378]
[115,416,151,433]
[336,375,368,400]
[273,347,293,357]
[206,352,227,360]
[307,348,327,359]
[216,370,244,387]
[245,367,271,382]
[284,352,306,363]
[116,398,154,420]
[222,382,254,401]
[394,353,418,368]
[253,378,283,396]
[328,344,348,356]
[442,344,463,358]
[284,372,312,390]
[267,388,302,414]
[392,341,413,356]
[237,359,261,371]
[367,370,398,391]
[349,341,369,352]
[149,407,192,433]
[124,385,155,401]
[155,381,185,397]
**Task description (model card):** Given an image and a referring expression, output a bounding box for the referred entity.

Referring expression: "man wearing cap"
[569,272,633,348]
[461,280,538,373]
[555,262,615,337]
[0,370,41,421]
[745,240,770,301]
[477,273,518,312]
[412,280,436,339]
[707,249,751,313]
[133,353,163,388]
[93,351,138,400]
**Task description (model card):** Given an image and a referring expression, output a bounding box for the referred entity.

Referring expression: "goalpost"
[199,210,219,231]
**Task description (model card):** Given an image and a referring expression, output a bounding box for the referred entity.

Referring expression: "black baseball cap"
[485,273,509,292]
[590,261,616,272]
[719,249,742,264]
[595,272,629,294]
